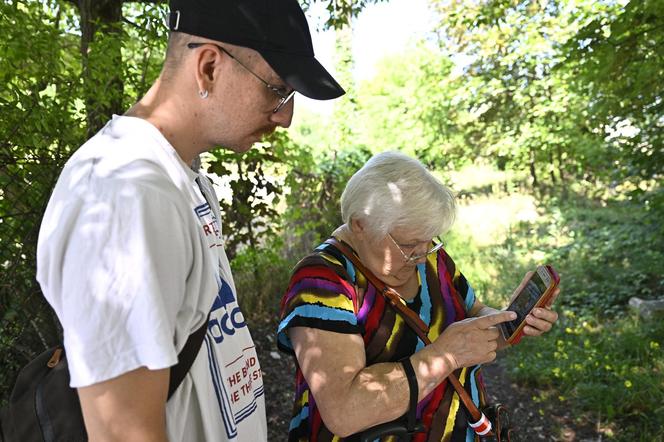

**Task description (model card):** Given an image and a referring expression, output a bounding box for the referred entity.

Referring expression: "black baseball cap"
[168,0,345,100]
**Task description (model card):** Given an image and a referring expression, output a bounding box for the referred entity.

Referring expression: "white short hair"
[341,151,456,240]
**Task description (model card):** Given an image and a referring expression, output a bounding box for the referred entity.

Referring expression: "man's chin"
[257,126,277,140]
[216,130,275,153]
[227,142,255,154]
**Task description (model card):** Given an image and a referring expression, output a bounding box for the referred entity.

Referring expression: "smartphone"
[499,265,560,344]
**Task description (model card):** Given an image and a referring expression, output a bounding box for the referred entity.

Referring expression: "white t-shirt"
[36,115,267,441]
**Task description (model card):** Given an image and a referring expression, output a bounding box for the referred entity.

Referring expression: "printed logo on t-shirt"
[194,189,264,439]
[205,278,263,439]
[209,277,247,342]
[194,201,222,246]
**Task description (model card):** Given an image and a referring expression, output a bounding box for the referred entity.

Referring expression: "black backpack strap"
[167,314,210,400]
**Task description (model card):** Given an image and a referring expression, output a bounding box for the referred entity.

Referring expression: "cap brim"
[260,50,345,100]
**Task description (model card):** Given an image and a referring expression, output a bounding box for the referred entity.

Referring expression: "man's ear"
[194,46,226,95]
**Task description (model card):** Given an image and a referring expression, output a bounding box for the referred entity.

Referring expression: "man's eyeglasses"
[388,233,445,264]
[187,42,295,114]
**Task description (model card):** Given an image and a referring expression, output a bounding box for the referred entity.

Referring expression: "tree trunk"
[529,149,539,190]
[549,150,557,185]
[557,145,568,200]
[77,0,124,137]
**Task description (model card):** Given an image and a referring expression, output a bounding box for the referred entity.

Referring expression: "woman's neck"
[391,270,420,301]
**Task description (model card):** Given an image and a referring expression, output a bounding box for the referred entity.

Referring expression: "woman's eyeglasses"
[388,233,445,264]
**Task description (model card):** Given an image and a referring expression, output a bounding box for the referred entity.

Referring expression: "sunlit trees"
[1,1,662,420]
[0,0,382,404]
[565,0,664,193]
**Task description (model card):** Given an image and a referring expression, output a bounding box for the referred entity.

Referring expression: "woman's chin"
[387,268,415,284]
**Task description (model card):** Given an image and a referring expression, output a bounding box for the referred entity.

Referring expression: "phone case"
[504,265,560,345]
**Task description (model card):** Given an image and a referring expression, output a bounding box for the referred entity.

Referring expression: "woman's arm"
[289,311,515,437]
[290,327,414,437]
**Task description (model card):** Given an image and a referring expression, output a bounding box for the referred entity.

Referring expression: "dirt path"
[481,362,601,441]
[252,319,601,441]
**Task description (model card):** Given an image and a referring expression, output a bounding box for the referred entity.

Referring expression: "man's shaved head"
[161,32,262,84]
[161,32,195,83]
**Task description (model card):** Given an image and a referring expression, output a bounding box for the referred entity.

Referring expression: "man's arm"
[77,367,170,442]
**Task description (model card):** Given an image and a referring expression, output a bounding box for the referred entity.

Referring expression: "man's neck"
[125,78,203,165]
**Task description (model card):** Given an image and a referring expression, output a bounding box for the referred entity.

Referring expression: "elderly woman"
[277,151,558,441]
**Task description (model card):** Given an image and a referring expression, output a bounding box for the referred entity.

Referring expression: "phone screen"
[502,273,549,338]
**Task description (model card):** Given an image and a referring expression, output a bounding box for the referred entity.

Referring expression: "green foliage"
[1,0,87,403]
[202,128,368,264]
[357,44,463,166]
[281,147,372,258]
[122,3,169,100]
[329,24,360,149]
[230,237,295,320]
[206,133,294,260]
[547,199,664,317]
[430,0,663,193]
[451,191,664,315]
[564,0,664,183]
[505,316,664,439]
[300,0,387,29]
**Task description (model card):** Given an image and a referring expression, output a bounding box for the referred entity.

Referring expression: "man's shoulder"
[58,117,190,206]
[75,116,171,174]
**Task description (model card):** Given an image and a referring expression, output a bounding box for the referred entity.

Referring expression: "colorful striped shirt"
[277,239,489,442]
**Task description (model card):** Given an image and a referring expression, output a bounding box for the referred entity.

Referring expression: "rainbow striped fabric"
[277,239,489,442]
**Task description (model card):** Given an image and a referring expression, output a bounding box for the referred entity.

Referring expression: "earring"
[199,89,209,99]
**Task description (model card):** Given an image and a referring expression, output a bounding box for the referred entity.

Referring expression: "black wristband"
[400,357,418,432]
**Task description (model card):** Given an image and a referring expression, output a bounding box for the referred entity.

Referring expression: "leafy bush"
[505,315,664,440]
[231,237,296,321]
[547,198,664,318]
[445,188,663,440]
[280,147,371,261]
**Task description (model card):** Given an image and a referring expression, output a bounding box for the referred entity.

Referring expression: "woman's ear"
[351,218,377,246]
[349,217,365,234]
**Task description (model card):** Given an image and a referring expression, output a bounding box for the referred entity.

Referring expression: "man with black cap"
[36,1,344,440]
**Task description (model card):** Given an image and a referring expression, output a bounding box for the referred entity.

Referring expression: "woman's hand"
[430,311,517,371]
[521,287,560,337]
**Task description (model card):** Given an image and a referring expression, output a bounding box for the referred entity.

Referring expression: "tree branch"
[122,16,141,29]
